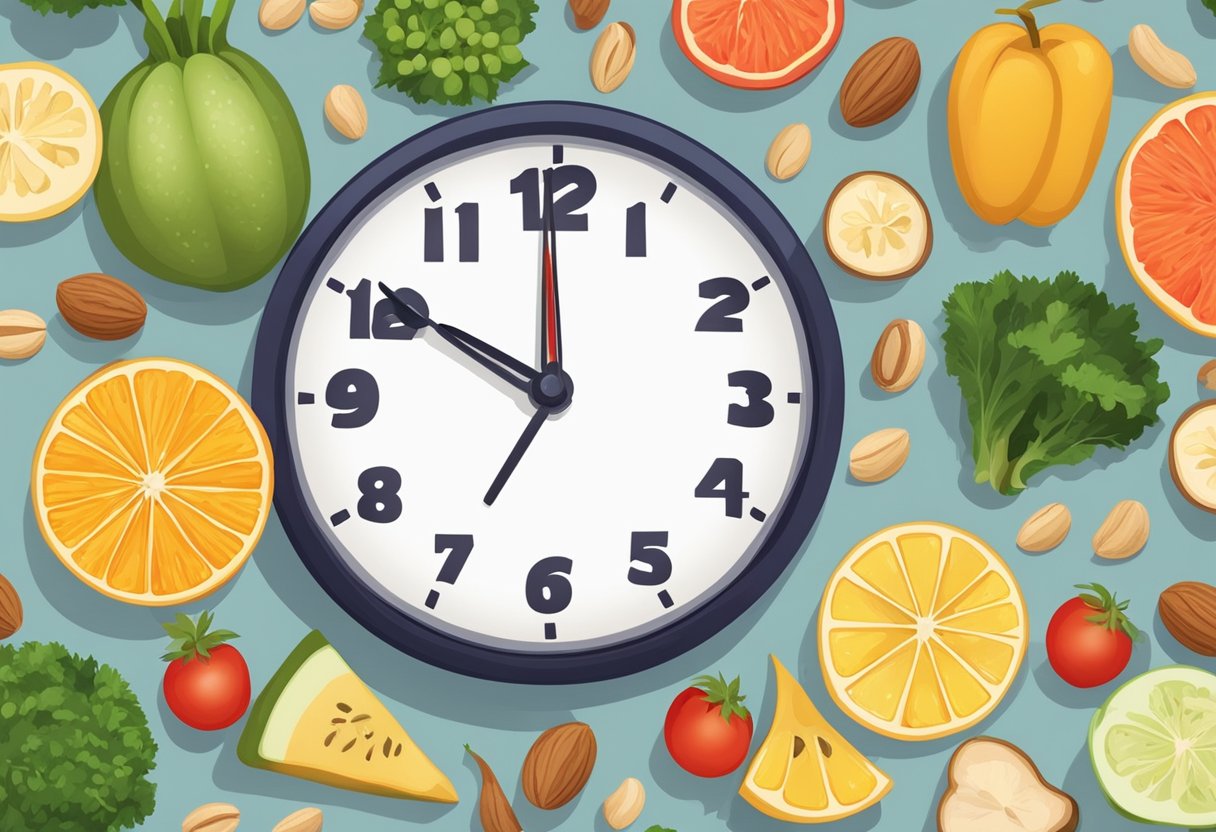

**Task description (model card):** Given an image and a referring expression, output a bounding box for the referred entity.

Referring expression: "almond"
[259,0,304,30]
[569,0,609,29]
[590,22,635,93]
[1129,24,1196,90]
[522,722,597,810]
[324,85,367,141]
[0,308,47,360]
[57,274,146,341]
[870,319,925,393]
[1016,503,1071,553]
[309,0,361,30]
[182,803,240,832]
[849,428,909,483]
[839,37,921,128]
[1200,359,1216,391]
[603,777,645,830]
[271,807,323,832]
[1158,582,1216,657]
[766,123,811,181]
[0,574,23,641]
[1093,500,1149,560]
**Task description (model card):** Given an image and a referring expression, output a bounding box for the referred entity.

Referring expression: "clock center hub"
[530,364,574,412]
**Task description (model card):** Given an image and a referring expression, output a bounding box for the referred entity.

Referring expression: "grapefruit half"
[1117,92,1216,336]
[672,0,843,89]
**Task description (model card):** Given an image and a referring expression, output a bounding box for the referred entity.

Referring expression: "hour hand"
[378,283,537,394]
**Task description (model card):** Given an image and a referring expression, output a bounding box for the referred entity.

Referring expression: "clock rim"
[252,100,844,684]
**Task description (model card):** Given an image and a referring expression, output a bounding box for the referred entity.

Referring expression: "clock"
[252,102,843,684]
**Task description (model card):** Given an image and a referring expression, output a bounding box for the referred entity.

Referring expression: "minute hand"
[378,283,537,394]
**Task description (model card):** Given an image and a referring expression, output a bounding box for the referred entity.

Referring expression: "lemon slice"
[1090,666,1216,826]
[740,656,890,823]
[0,62,102,222]
[32,358,273,605]
[1170,401,1216,513]
[824,171,932,280]
[819,522,1027,741]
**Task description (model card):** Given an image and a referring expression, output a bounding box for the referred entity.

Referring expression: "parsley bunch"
[943,271,1169,494]
[0,642,158,831]
[365,0,538,106]
[18,0,122,18]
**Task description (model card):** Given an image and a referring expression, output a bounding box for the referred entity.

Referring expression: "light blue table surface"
[5,0,1216,829]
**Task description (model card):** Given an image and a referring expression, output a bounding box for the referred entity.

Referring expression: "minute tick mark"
[751,275,771,291]
[660,182,677,203]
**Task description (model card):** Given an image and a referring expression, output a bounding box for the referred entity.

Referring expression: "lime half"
[1090,666,1216,827]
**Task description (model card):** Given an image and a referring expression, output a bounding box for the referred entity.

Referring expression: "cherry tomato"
[1046,583,1139,688]
[664,673,753,777]
[161,612,251,731]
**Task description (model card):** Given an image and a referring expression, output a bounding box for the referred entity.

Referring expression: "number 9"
[326,368,379,429]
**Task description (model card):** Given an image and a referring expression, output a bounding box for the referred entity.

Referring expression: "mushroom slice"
[937,737,1078,832]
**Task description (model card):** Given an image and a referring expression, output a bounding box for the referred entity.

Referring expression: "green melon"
[1089,665,1216,827]
[237,631,457,802]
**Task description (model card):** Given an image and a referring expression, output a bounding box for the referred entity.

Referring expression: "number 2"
[696,278,749,332]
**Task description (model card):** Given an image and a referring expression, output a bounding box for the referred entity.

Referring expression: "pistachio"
[1093,500,1149,560]
[1129,24,1196,90]
[324,85,368,141]
[848,428,909,483]
[590,22,636,93]
[182,803,240,832]
[309,0,361,30]
[870,319,925,393]
[765,123,811,181]
[258,0,304,30]
[271,807,323,832]
[0,309,47,360]
[603,777,645,829]
[1016,503,1071,553]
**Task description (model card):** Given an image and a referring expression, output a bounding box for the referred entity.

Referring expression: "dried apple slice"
[823,171,932,280]
[938,737,1078,832]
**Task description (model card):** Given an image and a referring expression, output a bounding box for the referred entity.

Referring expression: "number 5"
[628,531,672,586]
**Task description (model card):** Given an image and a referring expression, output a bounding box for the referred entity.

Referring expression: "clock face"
[255,104,842,683]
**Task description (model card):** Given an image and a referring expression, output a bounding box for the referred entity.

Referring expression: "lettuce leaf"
[943,271,1169,494]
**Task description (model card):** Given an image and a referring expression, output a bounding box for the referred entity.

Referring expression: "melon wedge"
[237,631,458,803]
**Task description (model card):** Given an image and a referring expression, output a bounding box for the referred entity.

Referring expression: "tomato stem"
[994,0,1061,49]
[161,611,240,663]
[691,673,751,724]
[1076,583,1142,642]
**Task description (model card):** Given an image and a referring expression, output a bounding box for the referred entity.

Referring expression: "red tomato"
[160,611,251,731]
[664,674,753,777]
[1046,583,1139,688]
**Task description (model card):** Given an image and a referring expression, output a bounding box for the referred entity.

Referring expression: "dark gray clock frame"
[252,101,844,684]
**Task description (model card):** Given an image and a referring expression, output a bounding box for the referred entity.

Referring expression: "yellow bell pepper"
[948,0,1112,226]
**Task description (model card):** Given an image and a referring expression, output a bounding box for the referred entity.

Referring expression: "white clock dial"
[284,136,814,653]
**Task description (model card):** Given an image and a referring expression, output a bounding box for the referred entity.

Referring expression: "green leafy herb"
[1076,583,1142,641]
[1204,0,1216,16]
[364,0,538,106]
[692,673,750,723]
[645,827,676,832]
[0,642,157,831]
[161,610,239,663]
[18,0,123,17]
[942,271,1169,494]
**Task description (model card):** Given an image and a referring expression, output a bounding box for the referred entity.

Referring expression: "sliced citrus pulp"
[1090,665,1216,827]
[819,522,1027,741]
[671,0,843,90]
[32,358,273,605]
[0,62,102,222]
[740,655,890,823]
[1117,92,1216,336]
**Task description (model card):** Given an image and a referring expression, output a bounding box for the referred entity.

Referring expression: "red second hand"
[543,245,558,366]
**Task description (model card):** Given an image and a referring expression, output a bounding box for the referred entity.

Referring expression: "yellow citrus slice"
[32,358,273,606]
[0,62,102,222]
[819,522,1027,741]
[740,655,890,823]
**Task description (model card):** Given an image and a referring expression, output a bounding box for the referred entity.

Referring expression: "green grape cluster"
[365,0,538,106]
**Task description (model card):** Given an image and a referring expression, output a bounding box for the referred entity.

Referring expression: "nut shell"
[259,0,304,30]
[1159,582,1216,657]
[590,22,635,93]
[1016,503,1071,553]
[56,273,146,341]
[848,428,909,483]
[271,808,322,832]
[182,803,240,832]
[309,0,361,30]
[0,574,23,640]
[839,37,921,128]
[603,777,645,829]
[522,722,597,810]
[325,85,368,141]
[1092,500,1149,560]
[1129,24,1196,90]
[870,319,924,393]
[766,123,811,181]
[0,308,48,360]
[569,0,609,29]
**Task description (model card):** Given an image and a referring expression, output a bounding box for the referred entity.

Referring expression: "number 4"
[695,458,749,518]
